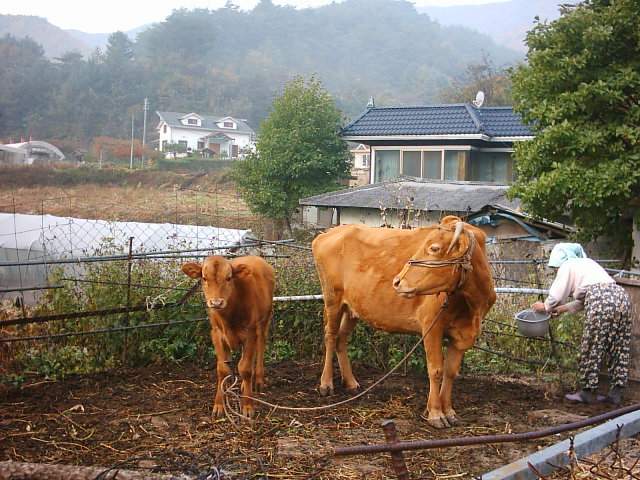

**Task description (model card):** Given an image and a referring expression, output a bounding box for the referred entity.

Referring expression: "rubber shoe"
[564,390,598,404]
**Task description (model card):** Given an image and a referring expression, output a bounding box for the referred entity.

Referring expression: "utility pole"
[129,113,134,169]
[142,97,148,168]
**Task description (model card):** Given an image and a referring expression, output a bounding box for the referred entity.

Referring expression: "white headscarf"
[548,243,587,268]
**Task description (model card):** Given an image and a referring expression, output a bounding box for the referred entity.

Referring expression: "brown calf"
[181,255,275,418]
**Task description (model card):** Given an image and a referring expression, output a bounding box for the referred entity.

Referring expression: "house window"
[223,121,234,128]
[187,118,198,125]
[402,151,421,177]
[163,125,167,133]
[444,150,468,181]
[374,150,400,182]
[422,151,441,179]
[178,140,188,149]
[470,151,513,183]
[161,140,167,150]
[361,154,370,168]
[197,141,205,150]
[231,145,239,158]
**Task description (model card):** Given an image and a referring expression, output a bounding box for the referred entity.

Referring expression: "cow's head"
[392,216,475,297]
[181,256,247,310]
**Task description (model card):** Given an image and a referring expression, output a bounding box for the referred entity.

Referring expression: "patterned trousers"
[580,283,632,391]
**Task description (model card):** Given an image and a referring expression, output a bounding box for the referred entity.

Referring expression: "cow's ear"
[231,263,250,277]
[181,262,202,279]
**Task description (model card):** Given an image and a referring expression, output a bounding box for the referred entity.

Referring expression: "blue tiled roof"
[342,104,532,138]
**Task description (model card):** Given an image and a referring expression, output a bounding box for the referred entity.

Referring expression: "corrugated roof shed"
[300,178,519,213]
[342,104,532,138]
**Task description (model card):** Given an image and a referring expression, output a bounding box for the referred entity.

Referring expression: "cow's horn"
[446,221,464,254]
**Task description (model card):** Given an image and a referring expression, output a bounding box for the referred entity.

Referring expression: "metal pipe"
[334,403,640,456]
[0,285,63,293]
[0,241,263,268]
[0,318,208,343]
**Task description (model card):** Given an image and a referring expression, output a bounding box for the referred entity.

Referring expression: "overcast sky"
[1,0,510,32]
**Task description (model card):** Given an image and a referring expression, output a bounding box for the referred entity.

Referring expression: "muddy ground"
[0,362,636,479]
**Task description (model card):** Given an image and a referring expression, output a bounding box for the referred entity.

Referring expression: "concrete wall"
[340,206,441,228]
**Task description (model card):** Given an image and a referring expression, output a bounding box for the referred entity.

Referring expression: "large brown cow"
[181,255,275,418]
[312,216,495,428]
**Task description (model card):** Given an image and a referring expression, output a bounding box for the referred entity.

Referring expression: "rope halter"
[405,226,477,291]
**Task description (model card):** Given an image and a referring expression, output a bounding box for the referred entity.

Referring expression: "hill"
[0,14,91,57]
[66,25,148,52]
[0,0,522,141]
[419,0,562,52]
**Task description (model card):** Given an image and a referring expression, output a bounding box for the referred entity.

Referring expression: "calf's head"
[392,216,475,297]
[181,256,246,310]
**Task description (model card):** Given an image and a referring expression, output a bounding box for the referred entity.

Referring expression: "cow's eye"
[226,274,232,282]
[429,244,441,254]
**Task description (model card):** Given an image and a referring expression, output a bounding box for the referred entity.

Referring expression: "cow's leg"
[336,312,360,392]
[239,332,258,418]
[211,327,231,418]
[439,344,465,426]
[423,329,450,429]
[319,304,341,396]
[254,311,272,393]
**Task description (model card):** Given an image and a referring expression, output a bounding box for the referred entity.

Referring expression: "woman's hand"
[532,301,546,313]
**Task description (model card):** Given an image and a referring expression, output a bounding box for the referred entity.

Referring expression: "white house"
[156,111,256,159]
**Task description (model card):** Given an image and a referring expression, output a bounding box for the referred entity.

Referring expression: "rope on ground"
[221,299,449,418]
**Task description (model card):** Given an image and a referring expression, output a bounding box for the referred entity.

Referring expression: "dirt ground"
[1,362,635,479]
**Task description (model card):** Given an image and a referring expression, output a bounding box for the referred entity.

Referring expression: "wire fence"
[0,190,632,382]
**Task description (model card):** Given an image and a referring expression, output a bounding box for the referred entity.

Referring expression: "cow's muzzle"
[207,298,227,309]
[393,276,416,297]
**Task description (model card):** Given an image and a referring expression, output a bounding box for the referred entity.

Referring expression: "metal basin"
[514,309,550,338]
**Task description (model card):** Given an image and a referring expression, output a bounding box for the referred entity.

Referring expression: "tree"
[439,54,513,106]
[233,76,350,233]
[509,0,640,249]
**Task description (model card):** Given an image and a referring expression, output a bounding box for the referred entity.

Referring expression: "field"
[2,362,636,479]
[0,165,263,233]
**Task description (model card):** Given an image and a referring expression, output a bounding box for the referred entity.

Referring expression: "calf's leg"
[239,332,257,418]
[336,312,360,391]
[211,327,231,418]
[254,311,272,393]
[319,304,341,396]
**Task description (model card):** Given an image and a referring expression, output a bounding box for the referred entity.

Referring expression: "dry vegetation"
[0,165,265,233]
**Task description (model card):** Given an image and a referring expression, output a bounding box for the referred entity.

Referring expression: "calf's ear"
[181,262,202,278]
[231,263,250,277]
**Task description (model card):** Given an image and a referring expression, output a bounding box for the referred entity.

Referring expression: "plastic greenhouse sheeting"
[0,213,250,303]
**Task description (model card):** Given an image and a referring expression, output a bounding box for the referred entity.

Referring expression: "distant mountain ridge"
[0,14,145,57]
[419,0,563,53]
[0,14,92,57]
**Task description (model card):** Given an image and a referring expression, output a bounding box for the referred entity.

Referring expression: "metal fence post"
[122,236,134,364]
[381,420,410,480]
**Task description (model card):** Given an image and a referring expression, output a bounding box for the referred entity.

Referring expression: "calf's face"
[182,256,243,310]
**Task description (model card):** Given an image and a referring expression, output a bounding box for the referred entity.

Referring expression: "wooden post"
[381,420,410,480]
[617,278,640,381]
[122,236,134,364]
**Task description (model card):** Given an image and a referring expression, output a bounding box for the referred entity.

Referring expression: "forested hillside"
[0,0,520,143]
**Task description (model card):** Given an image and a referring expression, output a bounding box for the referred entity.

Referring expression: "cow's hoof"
[212,404,225,418]
[445,413,459,426]
[319,384,334,396]
[422,411,452,429]
[428,417,451,429]
[241,405,255,419]
[344,380,360,393]
[254,381,265,393]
